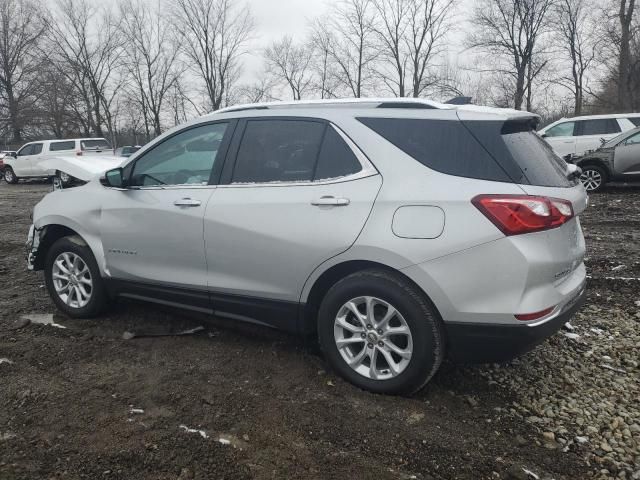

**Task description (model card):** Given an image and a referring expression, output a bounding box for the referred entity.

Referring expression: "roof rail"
[214,97,445,114]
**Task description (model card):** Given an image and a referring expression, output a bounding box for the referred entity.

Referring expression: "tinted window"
[17,145,33,156]
[628,117,640,127]
[314,126,362,180]
[31,144,43,154]
[577,119,620,136]
[357,117,511,182]
[131,123,227,187]
[81,139,111,150]
[544,121,575,137]
[50,141,76,151]
[232,120,325,183]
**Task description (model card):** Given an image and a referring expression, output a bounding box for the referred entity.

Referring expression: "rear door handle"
[311,196,350,206]
[173,198,201,207]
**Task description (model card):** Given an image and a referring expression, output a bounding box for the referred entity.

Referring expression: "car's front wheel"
[4,167,18,184]
[580,165,607,192]
[318,269,444,395]
[44,237,108,318]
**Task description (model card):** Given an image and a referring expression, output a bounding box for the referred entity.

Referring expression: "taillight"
[472,194,574,236]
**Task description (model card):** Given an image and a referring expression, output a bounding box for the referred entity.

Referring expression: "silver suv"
[26,99,587,394]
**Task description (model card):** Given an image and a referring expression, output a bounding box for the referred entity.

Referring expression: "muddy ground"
[0,181,638,480]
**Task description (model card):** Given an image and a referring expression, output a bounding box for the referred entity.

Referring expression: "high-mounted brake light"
[472,194,574,236]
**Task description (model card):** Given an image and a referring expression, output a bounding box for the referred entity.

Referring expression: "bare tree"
[467,0,555,110]
[553,0,597,114]
[0,0,46,143]
[372,0,454,97]
[174,0,253,111]
[119,0,181,137]
[616,0,636,110]
[309,21,340,99]
[316,0,378,97]
[47,0,122,137]
[264,36,314,100]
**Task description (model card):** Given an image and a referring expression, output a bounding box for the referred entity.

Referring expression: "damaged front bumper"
[26,224,41,271]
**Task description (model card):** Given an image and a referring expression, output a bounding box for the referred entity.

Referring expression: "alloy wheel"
[334,296,413,380]
[580,169,602,191]
[51,252,93,308]
[4,169,13,182]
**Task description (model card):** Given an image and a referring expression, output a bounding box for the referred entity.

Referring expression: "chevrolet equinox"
[26,99,587,394]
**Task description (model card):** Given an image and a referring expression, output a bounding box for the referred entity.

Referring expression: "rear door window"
[232,120,325,183]
[314,126,362,180]
[50,141,76,152]
[357,117,511,182]
[544,122,575,137]
[628,117,640,127]
[576,119,621,136]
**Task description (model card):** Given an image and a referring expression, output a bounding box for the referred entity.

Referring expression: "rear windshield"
[358,117,570,187]
[81,139,111,150]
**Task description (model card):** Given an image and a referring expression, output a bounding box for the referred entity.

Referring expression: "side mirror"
[540,133,548,138]
[11,152,17,158]
[102,167,126,188]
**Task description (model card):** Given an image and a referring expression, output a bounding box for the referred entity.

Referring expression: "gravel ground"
[0,181,638,480]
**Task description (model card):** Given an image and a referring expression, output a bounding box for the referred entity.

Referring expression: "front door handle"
[311,196,350,206]
[173,198,201,207]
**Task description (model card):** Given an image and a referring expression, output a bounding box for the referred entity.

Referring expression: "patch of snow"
[562,332,581,340]
[129,408,144,414]
[611,265,626,271]
[179,424,208,439]
[218,438,231,445]
[21,313,66,329]
[575,436,589,444]
[635,300,640,307]
[0,358,14,365]
[590,328,604,335]
[600,364,626,374]
[522,467,540,480]
[563,322,574,331]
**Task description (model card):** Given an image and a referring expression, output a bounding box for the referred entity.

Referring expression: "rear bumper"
[445,285,586,363]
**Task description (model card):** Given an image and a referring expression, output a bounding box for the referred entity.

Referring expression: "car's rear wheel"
[44,237,108,318]
[318,269,444,395]
[580,165,607,192]
[4,167,18,184]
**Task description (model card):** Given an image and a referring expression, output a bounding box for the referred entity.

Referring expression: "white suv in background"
[538,114,640,159]
[3,138,111,184]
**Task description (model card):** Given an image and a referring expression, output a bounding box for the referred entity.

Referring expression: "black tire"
[44,236,108,318]
[317,269,445,395]
[4,167,18,184]
[579,165,608,192]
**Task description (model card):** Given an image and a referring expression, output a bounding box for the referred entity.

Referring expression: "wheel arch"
[300,259,443,336]
[33,224,89,271]
[576,157,611,176]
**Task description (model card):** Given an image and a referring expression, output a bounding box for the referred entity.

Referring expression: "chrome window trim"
[223,123,378,188]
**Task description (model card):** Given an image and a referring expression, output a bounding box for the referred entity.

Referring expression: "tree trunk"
[617,0,635,111]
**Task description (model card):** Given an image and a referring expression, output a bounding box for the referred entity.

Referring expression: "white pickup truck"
[3,138,123,186]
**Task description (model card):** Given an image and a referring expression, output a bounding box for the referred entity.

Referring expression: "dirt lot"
[0,181,638,480]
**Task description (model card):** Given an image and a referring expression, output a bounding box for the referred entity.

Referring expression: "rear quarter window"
[359,117,571,187]
[357,117,511,182]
